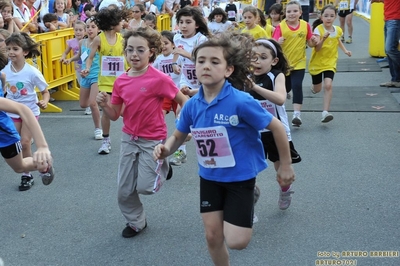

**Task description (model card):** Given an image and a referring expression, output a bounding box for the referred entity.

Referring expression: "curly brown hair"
[123,27,162,63]
[192,32,254,91]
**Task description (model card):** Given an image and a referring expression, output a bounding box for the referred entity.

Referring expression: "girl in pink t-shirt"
[96,27,187,238]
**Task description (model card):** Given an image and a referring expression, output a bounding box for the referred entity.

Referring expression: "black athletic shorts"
[261,132,302,163]
[0,141,22,159]
[200,177,255,228]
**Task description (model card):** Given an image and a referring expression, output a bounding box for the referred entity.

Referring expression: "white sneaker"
[98,139,111,154]
[84,107,92,115]
[321,113,334,123]
[94,128,103,140]
[291,113,302,127]
[278,187,294,210]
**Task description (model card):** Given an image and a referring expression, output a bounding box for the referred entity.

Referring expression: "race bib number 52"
[190,126,235,168]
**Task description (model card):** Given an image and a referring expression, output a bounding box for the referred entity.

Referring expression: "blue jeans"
[384,20,400,82]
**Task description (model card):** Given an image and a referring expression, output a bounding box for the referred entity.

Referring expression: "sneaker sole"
[169,161,182,166]
[321,115,334,123]
[98,150,110,155]
[42,167,55,185]
[291,118,302,126]
[95,136,104,140]
[166,163,173,180]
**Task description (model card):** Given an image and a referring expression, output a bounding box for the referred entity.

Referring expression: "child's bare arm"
[0,98,52,164]
[266,117,295,186]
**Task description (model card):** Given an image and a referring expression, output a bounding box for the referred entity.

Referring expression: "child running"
[207,7,233,34]
[1,97,55,186]
[272,0,318,127]
[309,4,351,123]
[248,38,302,216]
[96,27,187,238]
[153,32,295,266]
[69,17,103,139]
[60,21,86,113]
[170,6,211,166]
[241,5,268,40]
[267,3,283,27]
[82,7,126,155]
[3,33,51,191]
[152,30,181,116]
[256,8,274,38]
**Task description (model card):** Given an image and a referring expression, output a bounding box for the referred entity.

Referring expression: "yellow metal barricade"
[157,14,171,31]
[315,0,331,11]
[31,28,79,112]
[369,2,385,57]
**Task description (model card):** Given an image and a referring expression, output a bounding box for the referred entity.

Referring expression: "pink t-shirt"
[111,65,179,140]
[272,20,313,41]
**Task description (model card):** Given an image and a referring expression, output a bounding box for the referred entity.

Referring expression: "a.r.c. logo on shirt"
[229,115,239,126]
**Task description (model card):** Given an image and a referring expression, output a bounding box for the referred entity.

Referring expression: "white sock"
[294,111,301,116]
[179,145,186,153]
[322,111,328,117]
[23,172,31,177]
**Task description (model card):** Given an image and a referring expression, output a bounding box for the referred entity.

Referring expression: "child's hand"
[62,58,71,64]
[96,91,108,107]
[33,147,53,172]
[81,69,90,78]
[276,164,295,187]
[172,64,181,75]
[153,144,170,160]
[37,100,48,109]
[172,47,185,56]
[345,50,352,57]
[180,86,191,95]
[310,35,318,45]
[278,37,285,45]
[323,32,330,39]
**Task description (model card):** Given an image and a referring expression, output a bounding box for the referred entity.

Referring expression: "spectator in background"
[264,0,280,16]
[180,0,192,9]
[154,0,165,12]
[225,0,237,22]
[0,28,10,54]
[25,0,38,18]
[298,0,309,22]
[82,3,96,21]
[13,0,38,33]
[0,1,20,33]
[98,0,124,10]
[33,0,50,23]
[201,0,210,19]
[39,12,66,31]
[164,0,179,17]
[146,0,160,15]
[371,0,400,88]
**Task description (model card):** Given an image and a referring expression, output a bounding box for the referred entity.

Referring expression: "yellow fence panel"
[31,28,79,112]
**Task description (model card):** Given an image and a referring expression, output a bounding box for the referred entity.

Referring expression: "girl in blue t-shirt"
[0,97,55,186]
[154,32,295,266]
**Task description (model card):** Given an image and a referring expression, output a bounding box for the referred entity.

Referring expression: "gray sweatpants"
[117,132,169,229]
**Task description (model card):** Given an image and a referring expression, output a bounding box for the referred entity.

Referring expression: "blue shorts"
[80,76,98,89]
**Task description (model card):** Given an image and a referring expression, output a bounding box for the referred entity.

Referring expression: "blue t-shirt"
[0,71,21,148]
[177,81,272,182]
[154,0,164,11]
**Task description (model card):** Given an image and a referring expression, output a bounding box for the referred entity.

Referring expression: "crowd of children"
[0,1,356,265]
